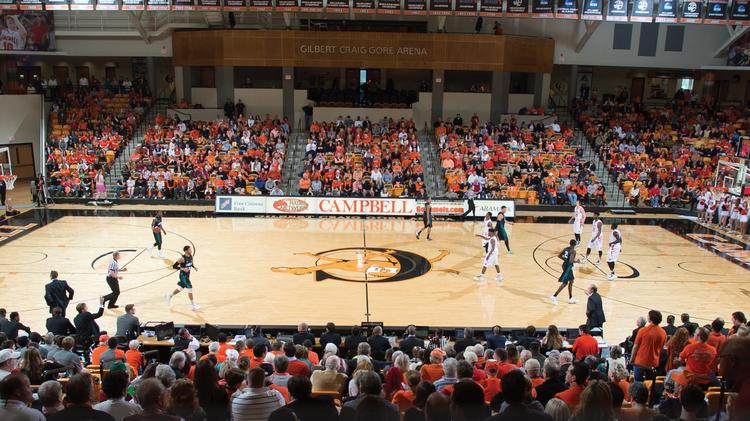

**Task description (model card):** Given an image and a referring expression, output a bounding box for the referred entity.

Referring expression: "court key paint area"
[0,216,746,342]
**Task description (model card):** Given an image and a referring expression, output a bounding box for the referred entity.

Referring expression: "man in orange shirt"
[392,371,420,413]
[680,327,718,385]
[420,349,445,383]
[555,362,589,411]
[630,310,667,382]
[284,342,310,377]
[572,324,599,360]
[217,332,234,360]
[91,334,109,365]
[707,318,727,352]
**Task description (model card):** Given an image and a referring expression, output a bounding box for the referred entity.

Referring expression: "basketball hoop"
[2,175,17,190]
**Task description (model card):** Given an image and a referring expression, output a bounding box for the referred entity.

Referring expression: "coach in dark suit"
[398,325,424,357]
[115,304,140,340]
[586,284,606,329]
[44,271,75,316]
[73,299,105,343]
[46,307,76,336]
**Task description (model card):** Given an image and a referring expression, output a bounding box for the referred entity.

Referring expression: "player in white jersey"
[1,15,27,51]
[568,200,586,246]
[474,228,503,282]
[480,212,493,253]
[606,223,622,281]
[583,212,603,264]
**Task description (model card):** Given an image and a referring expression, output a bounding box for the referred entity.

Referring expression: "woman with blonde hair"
[544,397,570,421]
[384,352,409,399]
[348,357,373,397]
[542,325,564,351]
[569,380,617,421]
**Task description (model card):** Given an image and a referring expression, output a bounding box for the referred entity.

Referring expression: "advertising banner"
[0,0,17,10]
[405,0,428,14]
[147,0,170,10]
[71,0,94,9]
[479,0,502,15]
[415,199,516,217]
[531,0,554,17]
[376,0,400,13]
[555,0,579,18]
[171,0,195,9]
[680,0,703,22]
[655,0,677,21]
[429,0,452,14]
[455,0,477,15]
[606,0,628,20]
[0,11,54,50]
[18,0,43,10]
[581,0,602,19]
[275,0,298,11]
[352,0,375,12]
[629,0,653,21]
[705,0,728,23]
[121,0,145,10]
[215,196,418,216]
[44,0,69,10]
[196,0,221,10]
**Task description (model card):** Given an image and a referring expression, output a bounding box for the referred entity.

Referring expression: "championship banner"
[326,0,349,12]
[71,0,94,9]
[532,0,553,16]
[171,0,195,9]
[555,0,579,18]
[630,0,653,21]
[654,0,677,22]
[44,0,69,11]
[121,0,145,10]
[0,11,54,50]
[376,0,400,13]
[0,0,17,10]
[222,0,245,10]
[275,0,299,11]
[405,0,428,14]
[729,0,750,24]
[215,196,418,217]
[479,0,501,15]
[429,0,453,14]
[247,0,271,9]
[415,199,516,218]
[705,0,728,23]
[300,0,322,11]
[580,0,601,19]
[352,0,375,12]
[196,0,221,10]
[680,0,703,22]
[147,0,170,10]
[18,0,43,10]
[606,0,628,20]
[455,0,477,14]
[506,0,530,17]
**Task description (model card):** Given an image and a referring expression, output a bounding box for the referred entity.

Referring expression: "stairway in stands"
[574,131,629,207]
[105,98,169,197]
[280,130,306,195]
[420,130,444,197]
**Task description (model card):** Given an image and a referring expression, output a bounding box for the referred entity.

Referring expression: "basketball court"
[0,211,747,342]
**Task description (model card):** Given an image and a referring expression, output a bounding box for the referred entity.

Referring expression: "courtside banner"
[147,0,170,10]
[429,0,453,14]
[479,0,501,15]
[506,0,530,16]
[629,0,653,21]
[581,0,602,19]
[531,0,554,17]
[327,0,349,12]
[275,0,299,11]
[44,0,69,11]
[300,0,323,11]
[680,0,703,21]
[405,0,428,14]
[171,0,194,9]
[196,0,221,9]
[455,0,477,15]
[415,199,516,217]
[606,0,628,20]
[555,0,579,18]
[729,0,750,24]
[352,0,374,12]
[377,0,400,13]
[121,0,145,9]
[654,0,676,21]
[705,0,728,23]
[215,196,417,216]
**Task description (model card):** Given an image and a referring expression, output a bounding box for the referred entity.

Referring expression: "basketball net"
[2,175,17,190]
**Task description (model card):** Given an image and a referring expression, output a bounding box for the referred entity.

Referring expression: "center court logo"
[271,247,457,282]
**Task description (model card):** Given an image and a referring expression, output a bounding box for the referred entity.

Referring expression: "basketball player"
[569,200,586,246]
[551,239,579,305]
[474,228,503,282]
[583,212,603,264]
[416,197,433,241]
[149,215,167,258]
[480,212,493,253]
[606,224,622,281]
[495,206,512,254]
[103,251,127,309]
[165,245,199,310]
[1,15,27,51]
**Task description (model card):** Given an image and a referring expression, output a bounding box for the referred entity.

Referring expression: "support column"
[339,68,346,90]
[490,71,510,120]
[533,72,551,109]
[215,66,234,106]
[567,65,578,106]
[146,56,156,97]
[175,66,191,104]
[283,67,295,128]
[430,69,444,124]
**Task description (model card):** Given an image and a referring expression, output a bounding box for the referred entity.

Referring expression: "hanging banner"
[300,0,322,11]
[705,0,728,23]
[95,0,118,8]
[248,0,270,9]
[429,0,452,14]
[70,0,94,9]
[606,0,628,20]
[405,0,428,13]
[223,0,245,9]
[531,0,553,16]
[506,0,530,16]
[275,0,298,10]
[479,0,501,14]
[326,0,349,11]
[680,0,703,21]
[654,0,676,21]
[630,0,653,21]
[147,0,169,9]
[121,0,145,9]
[18,0,43,10]
[171,0,194,9]
[729,0,750,24]
[455,0,477,14]
[555,0,579,18]
[44,0,69,10]
[376,0,400,13]
[196,0,220,9]
[352,0,375,12]
[0,0,17,10]
[580,0,602,18]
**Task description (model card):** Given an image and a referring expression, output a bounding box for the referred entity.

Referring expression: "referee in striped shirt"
[103,251,127,309]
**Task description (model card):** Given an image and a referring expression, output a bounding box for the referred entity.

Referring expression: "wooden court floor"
[0,215,747,342]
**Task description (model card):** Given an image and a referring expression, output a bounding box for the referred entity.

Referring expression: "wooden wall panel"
[172,30,554,73]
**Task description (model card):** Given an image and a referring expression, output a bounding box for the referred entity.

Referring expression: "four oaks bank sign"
[299,44,429,56]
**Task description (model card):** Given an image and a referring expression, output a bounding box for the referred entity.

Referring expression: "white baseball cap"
[0,349,21,364]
